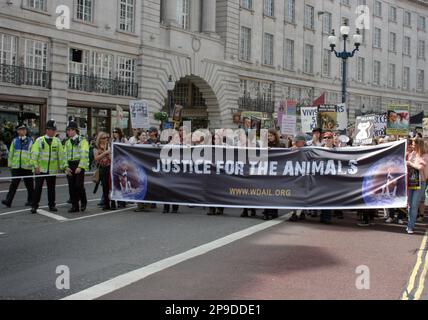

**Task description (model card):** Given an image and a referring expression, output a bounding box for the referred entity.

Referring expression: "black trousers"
[67,162,87,209]
[164,204,179,212]
[33,174,56,209]
[99,165,112,206]
[4,168,34,205]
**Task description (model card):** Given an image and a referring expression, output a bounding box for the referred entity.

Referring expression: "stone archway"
[170,75,221,130]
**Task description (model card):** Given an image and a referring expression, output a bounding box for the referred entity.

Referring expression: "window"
[404,11,411,27]
[404,36,411,55]
[177,0,190,30]
[418,40,426,59]
[417,70,425,91]
[373,60,381,85]
[119,0,135,33]
[374,1,382,17]
[25,39,47,70]
[264,0,274,17]
[304,44,314,74]
[389,6,397,22]
[117,56,135,82]
[239,27,251,61]
[418,16,426,31]
[341,0,350,6]
[284,39,294,71]
[403,67,410,90]
[0,33,17,65]
[304,5,314,30]
[263,33,274,66]
[241,0,252,10]
[26,0,47,11]
[322,49,331,77]
[68,48,89,74]
[323,12,332,34]
[285,0,295,23]
[389,32,396,52]
[388,63,396,88]
[374,28,382,48]
[91,51,113,78]
[357,57,365,82]
[75,0,93,22]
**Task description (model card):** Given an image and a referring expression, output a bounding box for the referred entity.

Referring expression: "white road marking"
[0,199,100,217]
[0,182,93,194]
[66,206,137,222]
[62,214,289,300]
[37,209,69,221]
[0,232,5,235]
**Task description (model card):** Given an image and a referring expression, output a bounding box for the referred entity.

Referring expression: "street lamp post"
[328,23,363,104]
[166,75,176,121]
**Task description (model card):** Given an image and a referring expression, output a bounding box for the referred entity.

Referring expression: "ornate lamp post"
[328,22,363,104]
[166,75,176,121]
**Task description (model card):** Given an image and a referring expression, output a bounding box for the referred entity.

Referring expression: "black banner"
[111,141,407,210]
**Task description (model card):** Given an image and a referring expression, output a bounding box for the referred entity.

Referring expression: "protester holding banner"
[308,128,322,147]
[113,128,127,144]
[406,138,428,234]
[289,134,308,222]
[262,129,282,221]
[94,132,116,211]
[128,129,142,145]
[319,131,335,224]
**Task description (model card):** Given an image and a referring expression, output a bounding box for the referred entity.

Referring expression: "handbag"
[92,166,100,184]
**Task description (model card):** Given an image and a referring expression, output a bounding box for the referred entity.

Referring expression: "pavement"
[0,167,427,300]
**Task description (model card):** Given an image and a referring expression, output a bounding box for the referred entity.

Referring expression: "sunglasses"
[324,136,333,139]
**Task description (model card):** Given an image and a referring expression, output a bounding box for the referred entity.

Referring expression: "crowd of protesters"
[1,122,427,235]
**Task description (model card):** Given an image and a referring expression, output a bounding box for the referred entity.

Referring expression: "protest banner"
[301,107,318,133]
[386,105,410,136]
[354,115,375,145]
[129,100,150,129]
[319,105,337,132]
[281,115,297,136]
[112,141,407,210]
[336,103,348,131]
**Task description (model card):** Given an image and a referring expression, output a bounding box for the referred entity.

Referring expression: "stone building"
[0,0,427,138]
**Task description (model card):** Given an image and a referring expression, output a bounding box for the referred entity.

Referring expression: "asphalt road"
[0,172,427,300]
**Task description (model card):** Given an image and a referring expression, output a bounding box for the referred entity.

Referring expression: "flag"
[312,93,326,106]
[116,105,124,123]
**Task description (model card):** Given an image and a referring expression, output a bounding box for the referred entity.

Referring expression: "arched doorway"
[166,75,219,130]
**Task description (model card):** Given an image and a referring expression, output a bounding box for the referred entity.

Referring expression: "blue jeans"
[408,182,427,231]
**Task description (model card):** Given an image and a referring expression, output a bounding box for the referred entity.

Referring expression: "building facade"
[0,0,427,140]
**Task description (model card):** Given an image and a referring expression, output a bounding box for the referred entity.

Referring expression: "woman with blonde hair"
[406,138,428,234]
[94,132,116,211]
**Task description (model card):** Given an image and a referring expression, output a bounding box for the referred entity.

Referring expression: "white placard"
[336,103,348,131]
[301,107,318,133]
[281,115,297,136]
[129,100,150,129]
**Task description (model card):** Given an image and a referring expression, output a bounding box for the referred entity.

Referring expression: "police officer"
[1,124,34,208]
[64,121,89,213]
[31,120,65,214]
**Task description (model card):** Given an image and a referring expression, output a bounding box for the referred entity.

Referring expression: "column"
[48,39,68,135]
[164,0,178,26]
[202,0,216,34]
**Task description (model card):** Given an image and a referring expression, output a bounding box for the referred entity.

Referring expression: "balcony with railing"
[68,73,138,98]
[0,64,51,88]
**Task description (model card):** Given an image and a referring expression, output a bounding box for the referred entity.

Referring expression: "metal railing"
[238,95,275,113]
[0,64,51,88]
[68,73,138,97]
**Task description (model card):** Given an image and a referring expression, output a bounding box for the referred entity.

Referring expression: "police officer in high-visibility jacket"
[31,120,65,214]
[64,121,89,213]
[1,124,34,208]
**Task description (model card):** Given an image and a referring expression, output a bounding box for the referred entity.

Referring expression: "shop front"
[0,102,44,145]
[67,104,130,139]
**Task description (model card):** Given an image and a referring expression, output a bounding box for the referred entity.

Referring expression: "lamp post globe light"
[166,75,176,121]
[328,22,363,104]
